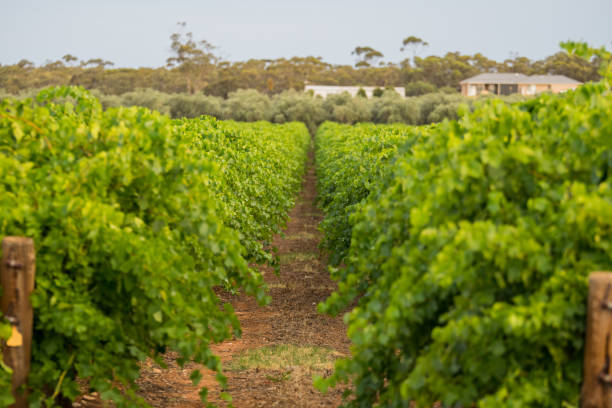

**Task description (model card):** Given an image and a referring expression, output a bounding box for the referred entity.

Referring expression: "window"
[524,84,536,95]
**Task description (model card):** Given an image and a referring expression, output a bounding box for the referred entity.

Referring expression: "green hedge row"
[315,80,612,407]
[315,122,430,265]
[0,87,309,407]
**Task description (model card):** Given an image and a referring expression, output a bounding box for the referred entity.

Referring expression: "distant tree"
[0,41,600,98]
[539,51,600,82]
[80,58,114,68]
[167,22,219,93]
[372,87,384,97]
[400,36,429,65]
[502,52,534,74]
[470,53,500,73]
[43,60,65,70]
[356,87,367,98]
[411,52,479,88]
[62,54,79,66]
[16,59,34,69]
[352,46,384,68]
[167,23,218,68]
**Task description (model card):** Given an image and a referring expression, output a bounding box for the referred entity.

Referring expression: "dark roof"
[522,75,582,84]
[460,73,528,84]
[460,73,582,85]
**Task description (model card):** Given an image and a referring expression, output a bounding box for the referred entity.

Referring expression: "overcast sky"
[1,0,611,68]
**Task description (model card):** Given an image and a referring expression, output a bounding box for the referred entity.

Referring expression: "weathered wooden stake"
[1,237,35,408]
[582,272,612,407]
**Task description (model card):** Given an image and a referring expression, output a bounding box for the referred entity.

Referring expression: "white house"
[304,85,406,98]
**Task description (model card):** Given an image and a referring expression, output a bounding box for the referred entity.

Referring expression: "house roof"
[460,73,582,85]
[522,75,582,84]
[460,73,528,84]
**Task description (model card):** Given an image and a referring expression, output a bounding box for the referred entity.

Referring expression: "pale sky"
[1,0,611,68]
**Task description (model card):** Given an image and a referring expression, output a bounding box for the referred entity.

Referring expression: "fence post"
[1,237,35,408]
[582,272,612,407]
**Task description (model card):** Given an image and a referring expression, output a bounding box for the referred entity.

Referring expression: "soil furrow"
[136,149,349,407]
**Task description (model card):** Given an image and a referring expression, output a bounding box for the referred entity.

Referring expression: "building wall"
[304,85,406,98]
[461,83,482,96]
[519,84,536,96]
[550,83,580,93]
[464,82,580,97]
[520,83,580,95]
[535,84,551,93]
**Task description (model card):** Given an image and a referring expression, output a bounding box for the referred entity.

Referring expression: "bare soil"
[135,151,350,408]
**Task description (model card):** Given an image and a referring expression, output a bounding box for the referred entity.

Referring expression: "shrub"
[116,88,171,115]
[269,90,326,133]
[322,92,371,124]
[223,89,272,122]
[404,81,437,96]
[167,93,223,118]
[372,87,384,97]
[371,91,419,124]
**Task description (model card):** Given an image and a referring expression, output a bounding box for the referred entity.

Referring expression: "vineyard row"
[0,86,310,407]
[314,73,612,406]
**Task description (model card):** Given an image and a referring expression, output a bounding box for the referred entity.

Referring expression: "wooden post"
[1,237,35,408]
[582,272,612,407]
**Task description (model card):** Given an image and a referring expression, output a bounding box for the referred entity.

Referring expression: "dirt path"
[136,149,350,407]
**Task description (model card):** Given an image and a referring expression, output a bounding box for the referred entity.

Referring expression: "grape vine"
[0,86,308,407]
[315,44,612,407]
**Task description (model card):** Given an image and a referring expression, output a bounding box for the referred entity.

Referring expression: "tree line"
[0,29,601,97]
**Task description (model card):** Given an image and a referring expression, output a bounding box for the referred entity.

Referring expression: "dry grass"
[286,231,318,241]
[278,252,318,264]
[227,344,343,372]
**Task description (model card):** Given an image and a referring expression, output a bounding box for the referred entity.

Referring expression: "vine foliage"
[315,43,612,407]
[0,87,308,407]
